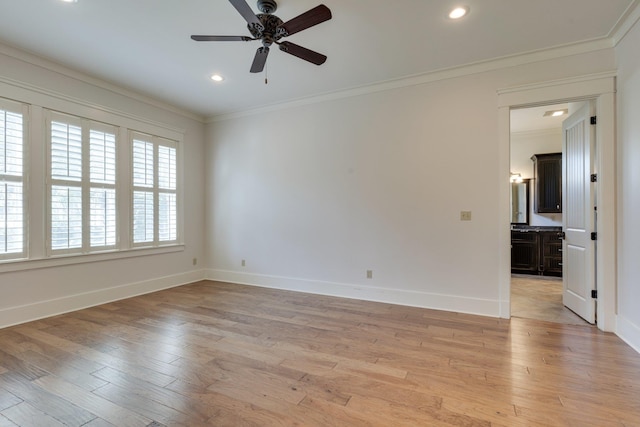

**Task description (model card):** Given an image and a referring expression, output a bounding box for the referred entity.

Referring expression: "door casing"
[498,72,616,332]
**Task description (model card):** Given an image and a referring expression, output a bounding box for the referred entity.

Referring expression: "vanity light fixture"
[449,6,469,19]
[510,173,523,183]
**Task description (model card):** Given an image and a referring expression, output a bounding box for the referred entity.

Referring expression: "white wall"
[616,16,640,352]
[0,47,206,327]
[510,129,562,226]
[206,48,617,317]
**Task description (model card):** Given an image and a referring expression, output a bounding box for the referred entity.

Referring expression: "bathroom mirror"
[511,179,530,224]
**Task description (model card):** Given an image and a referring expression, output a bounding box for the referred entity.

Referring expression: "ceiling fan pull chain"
[265,63,268,85]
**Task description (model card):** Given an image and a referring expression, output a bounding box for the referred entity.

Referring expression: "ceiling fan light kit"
[191,0,332,74]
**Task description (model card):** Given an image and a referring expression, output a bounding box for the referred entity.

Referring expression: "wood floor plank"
[9,350,107,392]
[0,401,68,427]
[0,351,47,383]
[0,280,639,426]
[0,388,21,412]
[32,375,152,427]
[0,373,96,426]
[15,326,178,389]
[0,414,18,427]
[92,366,214,424]
[91,383,192,427]
[6,327,107,375]
[79,417,116,427]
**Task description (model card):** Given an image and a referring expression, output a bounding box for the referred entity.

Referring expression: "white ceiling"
[0,0,637,118]
[511,103,569,133]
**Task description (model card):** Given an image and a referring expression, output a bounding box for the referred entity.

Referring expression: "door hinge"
[591,232,597,241]
[591,173,598,182]
[591,290,598,299]
[590,116,597,125]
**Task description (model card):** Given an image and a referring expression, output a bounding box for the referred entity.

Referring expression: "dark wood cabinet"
[540,231,562,276]
[511,228,562,276]
[531,153,562,213]
[511,230,538,274]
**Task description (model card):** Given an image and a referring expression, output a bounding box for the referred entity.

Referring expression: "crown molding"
[0,74,186,138]
[611,0,640,46]
[209,37,614,123]
[0,42,206,124]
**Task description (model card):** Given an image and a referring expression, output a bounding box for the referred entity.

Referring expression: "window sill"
[0,244,185,273]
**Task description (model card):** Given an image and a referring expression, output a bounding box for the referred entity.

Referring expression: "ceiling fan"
[191,0,332,73]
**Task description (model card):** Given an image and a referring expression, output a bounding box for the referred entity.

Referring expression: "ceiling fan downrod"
[257,0,277,14]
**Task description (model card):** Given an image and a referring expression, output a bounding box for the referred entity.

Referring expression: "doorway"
[497,72,616,332]
[511,274,586,324]
[509,103,589,325]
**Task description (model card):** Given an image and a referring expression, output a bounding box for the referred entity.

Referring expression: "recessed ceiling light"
[61,0,78,3]
[543,109,568,117]
[449,6,469,19]
[210,74,224,82]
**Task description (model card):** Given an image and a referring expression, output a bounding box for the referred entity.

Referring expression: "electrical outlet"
[241,259,246,267]
[366,270,373,279]
[460,211,472,221]
[192,258,197,266]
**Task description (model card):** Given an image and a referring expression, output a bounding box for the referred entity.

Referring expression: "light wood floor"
[1,281,639,426]
[511,275,588,325]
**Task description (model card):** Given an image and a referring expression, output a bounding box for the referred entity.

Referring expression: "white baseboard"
[0,270,206,329]
[206,269,500,318]
[617,315,640,354]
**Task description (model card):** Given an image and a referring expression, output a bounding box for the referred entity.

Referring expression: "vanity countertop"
[511,225,562,232]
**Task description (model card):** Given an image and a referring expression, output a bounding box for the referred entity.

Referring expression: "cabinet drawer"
[544,242,562,257]
[543,257,563,276]
[511,230,538,242]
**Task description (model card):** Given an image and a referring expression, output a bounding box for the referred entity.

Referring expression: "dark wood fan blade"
[278,41,327,65]
[278,4,331,37]
[250,47,270,73]
[191,35,254,42]
[229,0,264,31]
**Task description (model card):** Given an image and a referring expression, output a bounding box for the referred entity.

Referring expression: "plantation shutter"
[89,128,117,248]
[0,103,25,257]
[50,119,83,251]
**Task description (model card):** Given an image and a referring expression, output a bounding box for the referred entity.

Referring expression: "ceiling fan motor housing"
[257,0,277,14]
[249,13,284,46]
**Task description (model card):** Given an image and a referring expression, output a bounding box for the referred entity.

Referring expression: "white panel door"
[562,103,596,324]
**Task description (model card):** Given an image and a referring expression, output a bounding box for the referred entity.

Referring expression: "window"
[48,112,117,254]
[0,100,25,259]
[0,92,182,267]
[132,133,177,246]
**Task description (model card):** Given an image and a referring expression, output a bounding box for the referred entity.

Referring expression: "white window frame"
[0,98,28,261]
[0,81,184,271]
[131,131,179,248]
[46,110,119,256]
